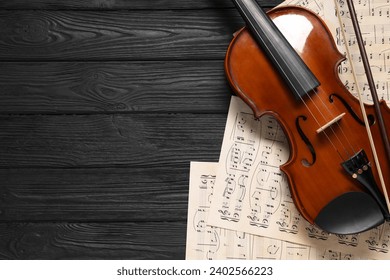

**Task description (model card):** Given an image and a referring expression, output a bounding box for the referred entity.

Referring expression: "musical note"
[365,222,390,253]
[337,234,359,247]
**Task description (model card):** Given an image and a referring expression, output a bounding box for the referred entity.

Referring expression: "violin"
[225,0,390,234]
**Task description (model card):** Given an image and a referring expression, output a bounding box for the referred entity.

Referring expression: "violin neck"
[232,0,320,99]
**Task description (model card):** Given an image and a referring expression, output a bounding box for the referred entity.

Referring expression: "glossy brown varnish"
[225,6,390,225]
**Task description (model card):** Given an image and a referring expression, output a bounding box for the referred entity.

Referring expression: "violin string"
[236,0,351,158]
[248,46,342,158]
[301,87,355,159]
[272,5,358,159]
[307,0,366,157]
[276,8,365,160]
[247,19,353,161]
[273,62,347,160]
[309,89,357,157]
[295,58,358,159]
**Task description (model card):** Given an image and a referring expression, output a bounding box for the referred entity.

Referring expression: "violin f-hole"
[296,115,316,167]
[329,93,375,126]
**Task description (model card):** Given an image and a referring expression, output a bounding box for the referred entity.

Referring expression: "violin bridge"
[316,113,346,134]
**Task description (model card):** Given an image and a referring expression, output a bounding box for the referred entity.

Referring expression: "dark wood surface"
[0,0,281,259]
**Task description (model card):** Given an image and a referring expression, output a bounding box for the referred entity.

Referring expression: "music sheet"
[206,96,390,259]
[186,161,365,260]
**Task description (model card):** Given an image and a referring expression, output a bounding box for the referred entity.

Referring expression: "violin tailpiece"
[341,150,390,219]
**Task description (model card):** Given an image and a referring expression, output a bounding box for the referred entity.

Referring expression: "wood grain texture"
[0,166,192,221]
[0,0,282,10]
[0,114,225,167]
[0,9,244,61]
[0,61,231,114]
[0,0,281,260]
[0,222,186,259]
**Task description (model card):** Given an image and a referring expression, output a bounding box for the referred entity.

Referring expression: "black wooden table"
[0,0,281,259]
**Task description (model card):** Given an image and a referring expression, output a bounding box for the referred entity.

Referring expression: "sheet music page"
[186,161,364,260]
[186,162,219,260]
[207,96,390,259]
[327,0,390,105]
[281,0,390,105]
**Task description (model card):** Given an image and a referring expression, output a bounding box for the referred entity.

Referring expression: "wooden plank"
[0,222,186,259]
[0,9,244,61]
[0,166,192,221]
[0,61,231,114]
[0,0,282,10]
[0,114,225,167]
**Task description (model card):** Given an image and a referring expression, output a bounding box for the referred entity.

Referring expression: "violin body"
[225,6,390,234]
